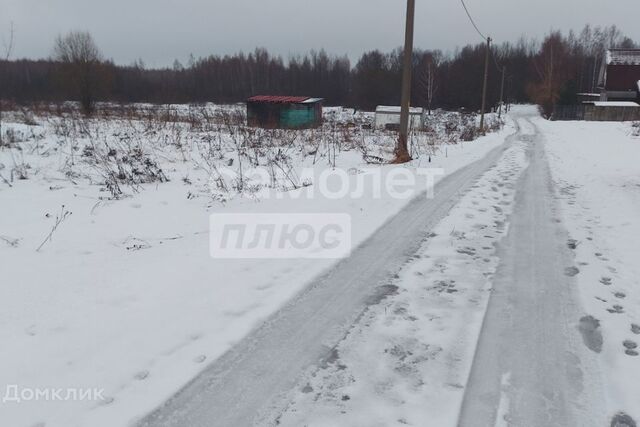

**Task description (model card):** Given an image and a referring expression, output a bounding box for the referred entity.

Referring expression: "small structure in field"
[598,49,640,102]
[552,101,640,121]
[585,101,640,121]
[246,96,323,129]
[374,106,425,130]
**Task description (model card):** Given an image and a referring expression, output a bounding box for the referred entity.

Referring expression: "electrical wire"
[459,0,515,106]
[460,0,487,42]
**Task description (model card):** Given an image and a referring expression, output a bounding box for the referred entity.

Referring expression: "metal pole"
[480,36,491,134]
[498,66,506,119]
[395,0,415,163]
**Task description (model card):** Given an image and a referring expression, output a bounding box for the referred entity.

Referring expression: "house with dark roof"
[246,96,324,129]
[598,49,640,102]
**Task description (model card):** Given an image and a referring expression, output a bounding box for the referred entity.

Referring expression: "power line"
[460,0,487,41]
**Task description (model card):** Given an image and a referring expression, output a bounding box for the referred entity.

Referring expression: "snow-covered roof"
[375,106,424,115]
[593,101,640,107]
[606,49,640,66]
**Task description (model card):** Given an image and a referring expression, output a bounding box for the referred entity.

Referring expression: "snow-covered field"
[3,103,639,427]
[540,118,640,424]
[0,104,507,427]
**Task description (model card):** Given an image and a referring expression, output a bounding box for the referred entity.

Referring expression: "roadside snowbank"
[540,118,640,424]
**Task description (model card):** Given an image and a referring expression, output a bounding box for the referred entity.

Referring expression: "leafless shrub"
[36,205,72,252]
[0,235,20,247]
[9,147,30,180]
[19,108,38,126]
[460,123,478,142]
[83,138,168,199]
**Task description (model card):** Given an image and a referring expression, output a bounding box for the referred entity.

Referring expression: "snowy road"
[140,109,617,427]
[139,123,517,427]
[457,115,605,427]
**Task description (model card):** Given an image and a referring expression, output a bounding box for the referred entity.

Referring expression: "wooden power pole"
[498,66,506,119]
[395,0,416,163]
[479,36,491,134]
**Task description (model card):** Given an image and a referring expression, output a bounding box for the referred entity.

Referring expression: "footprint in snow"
[564,266,580,277]
[578,315,603,353]
[100,396,115,406]
[632,324,640,335]
[607,305,625,314]
[600,277,613,286]
[610,412,637,427]
[623,340,638,356]
[134,370,149,381]
[614,292,626,299]
[456,247,476,256]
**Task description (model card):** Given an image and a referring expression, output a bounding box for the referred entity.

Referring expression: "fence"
[552,104,640,121]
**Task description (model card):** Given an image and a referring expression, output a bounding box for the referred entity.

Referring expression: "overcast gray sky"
[1,0,638,67]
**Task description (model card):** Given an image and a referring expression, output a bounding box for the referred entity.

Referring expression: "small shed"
[247,96,324,129]
[374,106,425,130]
[598,49,640,102]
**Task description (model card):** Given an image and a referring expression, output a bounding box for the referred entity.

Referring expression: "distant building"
[374,106,425,130]
[598,49,640,102]
[246,96,323,129]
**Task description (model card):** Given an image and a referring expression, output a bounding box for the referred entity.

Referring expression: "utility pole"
[395,0,415,164]
[0,22,15,149]
[479,36,491,134]
[498,66,506,119]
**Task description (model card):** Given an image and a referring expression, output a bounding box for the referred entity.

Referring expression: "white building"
[374,106,425,130]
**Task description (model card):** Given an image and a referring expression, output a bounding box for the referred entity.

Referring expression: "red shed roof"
[247,95,315,104]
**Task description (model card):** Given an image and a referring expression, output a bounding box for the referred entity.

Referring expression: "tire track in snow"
[457,115,606,427]
[138,126,520,427]
[272,123,530,427]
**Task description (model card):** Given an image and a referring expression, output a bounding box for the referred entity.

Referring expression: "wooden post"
[498,66,506,119]
[480,37,491,134]
[395,0,415,163]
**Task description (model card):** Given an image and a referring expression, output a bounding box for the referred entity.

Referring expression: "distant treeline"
[0,25,636,114]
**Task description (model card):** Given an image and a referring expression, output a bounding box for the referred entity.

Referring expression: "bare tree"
[418,51,440,115]
[0,21,15,147]
[528,32,571,117]
[53,31,104,115]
